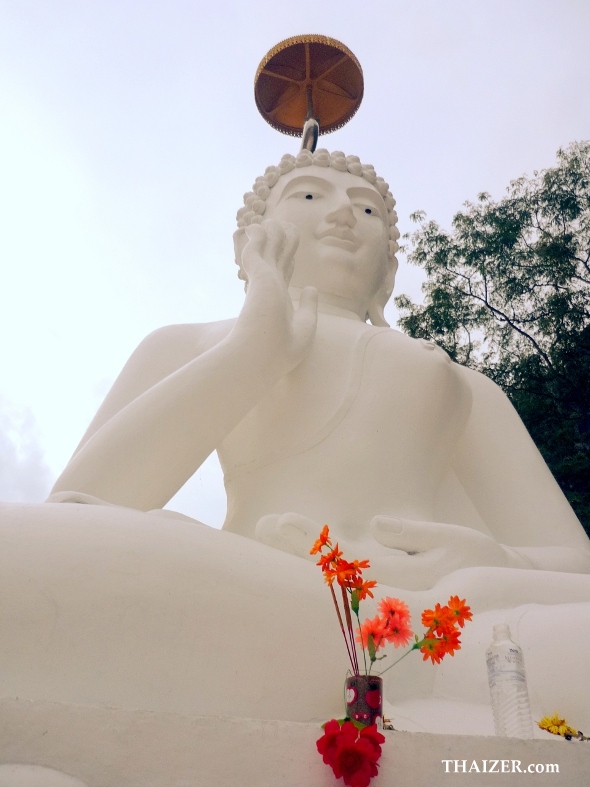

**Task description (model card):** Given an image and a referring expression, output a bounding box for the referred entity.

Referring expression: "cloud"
[0,397,54,502]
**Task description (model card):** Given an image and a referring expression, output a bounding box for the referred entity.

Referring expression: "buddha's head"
[234,149,400,326]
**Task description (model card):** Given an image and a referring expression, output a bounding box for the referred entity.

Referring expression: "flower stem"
[355,610,368,675]
[377,643,419,676]
[341,585,359,676]
[330,583,356,674]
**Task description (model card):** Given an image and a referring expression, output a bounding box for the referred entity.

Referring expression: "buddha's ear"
[368,256,398,327]
[233,228,249,288]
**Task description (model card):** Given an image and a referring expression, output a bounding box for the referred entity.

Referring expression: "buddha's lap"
[0,501,348,720]
[0,502,588,723]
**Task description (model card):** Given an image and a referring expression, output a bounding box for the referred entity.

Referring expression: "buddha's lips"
[316,228,359,248]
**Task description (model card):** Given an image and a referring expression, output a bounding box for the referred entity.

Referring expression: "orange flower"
[438,627,462,657]
[317,544,343,570]
[310,525,332,555]
[421,603,454,636]
[447,595,472,629]
[353,578,378,601]
[419,635,447,665]
[356,615,387,651]
[318,545,344,586]
[330,558,362,588]
[322,558,354,586]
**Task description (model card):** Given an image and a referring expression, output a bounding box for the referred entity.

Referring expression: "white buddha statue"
[1,149,589,736]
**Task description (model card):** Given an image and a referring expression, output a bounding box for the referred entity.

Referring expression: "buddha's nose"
[325,201,356,227]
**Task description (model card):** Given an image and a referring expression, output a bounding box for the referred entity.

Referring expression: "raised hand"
[233,219,318,376]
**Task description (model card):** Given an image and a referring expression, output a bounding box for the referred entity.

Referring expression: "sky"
[0,0,588,526]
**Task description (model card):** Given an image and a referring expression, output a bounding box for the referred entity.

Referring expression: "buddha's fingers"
[277,222,299,283]
[240,223,268,278]
[262,219,284,268]
[255,512,318,561]
[292,286,318,356]
[369,515,500,562]
[368,548,450,591]
[370,515,448,553]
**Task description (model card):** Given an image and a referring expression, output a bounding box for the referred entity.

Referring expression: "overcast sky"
[1,0,588,525]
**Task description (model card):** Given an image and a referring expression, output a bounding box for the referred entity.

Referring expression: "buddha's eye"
[355,203,377,215]
[289,190,322,201]
[357,204,380,217]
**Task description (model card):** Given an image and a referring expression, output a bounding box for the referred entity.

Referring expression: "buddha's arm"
[68,320,235,462]
[452,366,590,573]
[50,221,317,511]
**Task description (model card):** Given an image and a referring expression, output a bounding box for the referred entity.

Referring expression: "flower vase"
[345,675,383,728]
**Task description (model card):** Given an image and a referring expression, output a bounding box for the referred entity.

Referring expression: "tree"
[395,141,590,536]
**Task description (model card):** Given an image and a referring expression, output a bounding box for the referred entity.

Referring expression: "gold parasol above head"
[254,35,363,146]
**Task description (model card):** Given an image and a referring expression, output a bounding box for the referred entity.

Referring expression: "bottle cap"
[493,623,511,641]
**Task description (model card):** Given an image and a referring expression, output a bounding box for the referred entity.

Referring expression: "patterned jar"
[345,675,383,728]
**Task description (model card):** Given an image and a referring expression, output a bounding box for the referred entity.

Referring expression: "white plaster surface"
[1,159,590,767]
[2,501,590,735]
[0,698,588,787]
[0,765,88,787]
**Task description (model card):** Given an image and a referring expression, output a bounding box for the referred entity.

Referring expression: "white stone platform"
[1,698,588,786]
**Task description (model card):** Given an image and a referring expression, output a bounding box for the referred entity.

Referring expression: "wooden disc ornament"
[254,35,363,149]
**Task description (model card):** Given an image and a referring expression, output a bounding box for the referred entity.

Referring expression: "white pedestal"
[0,698,588,786]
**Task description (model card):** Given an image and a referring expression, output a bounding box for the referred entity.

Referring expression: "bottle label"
[486,649,526,687]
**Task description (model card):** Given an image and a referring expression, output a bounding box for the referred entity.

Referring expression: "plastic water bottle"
[486,624,534,738]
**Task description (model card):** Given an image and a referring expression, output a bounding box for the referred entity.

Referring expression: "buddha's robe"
[1,313,589,736]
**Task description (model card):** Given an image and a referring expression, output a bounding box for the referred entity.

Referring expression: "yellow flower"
[537,713,578,737]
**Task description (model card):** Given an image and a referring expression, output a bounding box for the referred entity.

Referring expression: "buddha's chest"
[219,317,471,476]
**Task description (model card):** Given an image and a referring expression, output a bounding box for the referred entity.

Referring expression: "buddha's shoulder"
[365,326,455,364]
[376,331,508,400]
[136,318,236,359]
[367,329,505,391]
[120,319,237,385]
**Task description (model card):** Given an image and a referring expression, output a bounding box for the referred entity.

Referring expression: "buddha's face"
[263,165,390,313]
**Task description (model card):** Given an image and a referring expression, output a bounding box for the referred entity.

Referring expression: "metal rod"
[300,85,319,152]
[300,116,319,152]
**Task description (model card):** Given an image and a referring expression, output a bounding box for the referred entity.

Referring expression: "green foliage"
[395,141,590,535]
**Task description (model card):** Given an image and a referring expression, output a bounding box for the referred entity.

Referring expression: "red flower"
[316,719,342,765]
[317,721,383,787]
[359,723,386,756]
[447,595,472,628]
